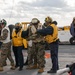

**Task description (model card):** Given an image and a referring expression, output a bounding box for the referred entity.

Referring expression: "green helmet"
[1,19,7,26]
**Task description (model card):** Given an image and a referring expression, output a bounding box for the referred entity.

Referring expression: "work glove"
[28,40,32,47]
[37,23,42,29]
[66,63,75,72]
[31,25,36,34]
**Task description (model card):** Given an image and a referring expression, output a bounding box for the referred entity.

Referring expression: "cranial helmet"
[0,19,7,26]
[31,18,39,25]
[15,22,22,27]
[15,22,20,26]
[45,16,52,23]
[15,22,22,30]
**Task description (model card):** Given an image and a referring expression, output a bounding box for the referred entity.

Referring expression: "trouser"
[27,42,45,68]
[0,42,14,67]
[13,46,24,68]
[27,47,37,65]
[36,43,45,68]
[33,42,45,68]
[1,50,14,66]
[49,40,59,71]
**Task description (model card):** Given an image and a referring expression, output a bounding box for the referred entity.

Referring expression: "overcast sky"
[0,0,75,27]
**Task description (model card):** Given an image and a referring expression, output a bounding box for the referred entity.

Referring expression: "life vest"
[45,24,58,43]
[1,26,11,43]
[12,29,27,48]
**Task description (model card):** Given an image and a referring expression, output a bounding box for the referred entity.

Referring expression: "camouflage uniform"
[27,46,35,66]
[32,40,45,68]
[27,25,37,66]
[27,23,45,70]
[0,28,15,71]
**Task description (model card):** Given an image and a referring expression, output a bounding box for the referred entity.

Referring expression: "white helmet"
[31,18,39,24]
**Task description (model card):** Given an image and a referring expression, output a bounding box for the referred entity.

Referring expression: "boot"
[10,66,15,70]
[38,68,44,73]
[29,64,38,69]
[26,64,38,69]
[0,67,3,71]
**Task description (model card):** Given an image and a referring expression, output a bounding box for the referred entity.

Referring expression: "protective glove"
[37,23,42,29]
[31,25,36,34]
[66,63,75,72]
[28,40,32,47]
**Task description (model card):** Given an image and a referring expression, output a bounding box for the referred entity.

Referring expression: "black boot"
[18,67,23,71]
[24,57,28,66]
[47,69,57,73]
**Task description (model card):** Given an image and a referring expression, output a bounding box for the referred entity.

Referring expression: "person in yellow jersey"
[35,16,59,73]
[12,23,27,71]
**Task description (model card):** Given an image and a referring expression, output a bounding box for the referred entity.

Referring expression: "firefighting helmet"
[45,16,52,23]
[31,18,39,25]
[0,19,7,26]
